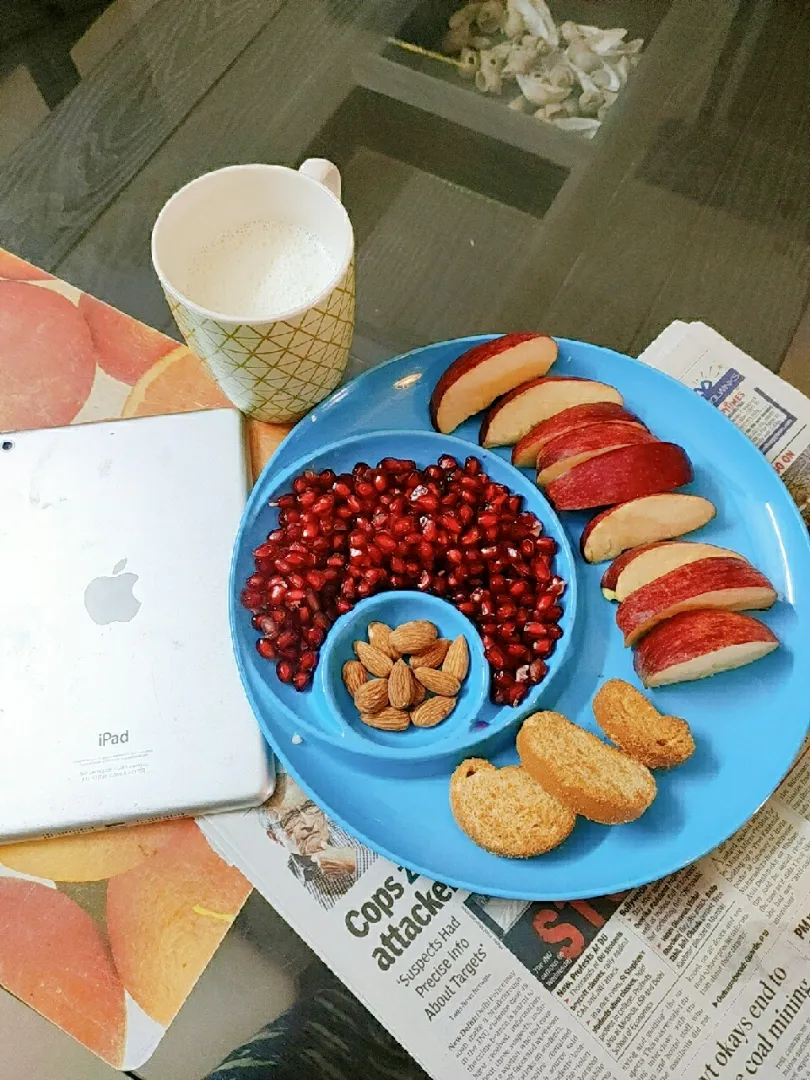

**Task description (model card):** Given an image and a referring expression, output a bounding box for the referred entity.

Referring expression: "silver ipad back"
[0,409,273,841]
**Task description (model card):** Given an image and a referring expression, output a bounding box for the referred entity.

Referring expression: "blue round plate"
[230,336,810,899]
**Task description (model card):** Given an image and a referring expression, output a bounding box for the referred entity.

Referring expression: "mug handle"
[298,158,342,201]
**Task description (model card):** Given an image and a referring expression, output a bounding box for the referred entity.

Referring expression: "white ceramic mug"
[151,160,355,423]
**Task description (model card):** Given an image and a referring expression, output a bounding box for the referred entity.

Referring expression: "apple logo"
[84,559,141,625]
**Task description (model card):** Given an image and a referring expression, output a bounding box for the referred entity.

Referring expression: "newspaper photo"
[204,323,810,1080]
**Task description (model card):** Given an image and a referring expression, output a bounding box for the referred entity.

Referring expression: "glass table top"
[2,1,810,1076]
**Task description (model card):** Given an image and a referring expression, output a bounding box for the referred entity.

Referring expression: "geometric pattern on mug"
[167,261,355,423]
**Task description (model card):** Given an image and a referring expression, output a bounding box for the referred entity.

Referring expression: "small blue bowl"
[230,429,577,766]
[321,591,488,756]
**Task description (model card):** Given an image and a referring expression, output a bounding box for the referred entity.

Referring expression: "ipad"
[0,408,273,841]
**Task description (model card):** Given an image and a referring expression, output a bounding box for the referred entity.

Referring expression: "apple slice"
[613,541,745,602]
[584,494,717,566]
[536,422,657,486]
[512,402,644,466]
[430,333,557,434]
[616,557,777,646]
[546,442,692,512]
[634,609,779,687]
[480,376,623,448]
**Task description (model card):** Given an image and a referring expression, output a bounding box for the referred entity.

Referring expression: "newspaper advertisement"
[639,321,810,525]
[204,324,810,1079]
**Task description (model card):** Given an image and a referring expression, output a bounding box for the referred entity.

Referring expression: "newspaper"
[204,323,810,1080]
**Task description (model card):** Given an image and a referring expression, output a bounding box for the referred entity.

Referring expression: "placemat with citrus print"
[0,249,289,1070]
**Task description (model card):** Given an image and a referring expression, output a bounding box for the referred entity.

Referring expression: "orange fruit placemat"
[0,249,288,1069]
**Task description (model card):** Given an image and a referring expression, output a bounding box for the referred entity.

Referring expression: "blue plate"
[232,430,576,765]
[230,336,810,899]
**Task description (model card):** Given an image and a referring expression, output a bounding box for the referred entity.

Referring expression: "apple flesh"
[535,422,656,486]
[480,376,622,448]
[616,557,777,646]
[512,402,644,467]
[430,333,557,434]
[613,541,745,602]
[546,442,692,512]
[583,493,716,565]
[634,609,779,687]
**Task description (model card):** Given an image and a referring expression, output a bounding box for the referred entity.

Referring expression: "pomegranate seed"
[530,659,548,682]
[415,493,439,512]
[507,643,530,662]
[507,683,527,706]
[247,453,564,698]
[485,645,506,669]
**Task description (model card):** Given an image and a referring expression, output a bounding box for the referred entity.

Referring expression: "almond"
[413,667,460,696]
[354,640,393,678]
[361,706,410,731]
[411,696,456,728]
[409,638,450,670]
[390,620,437,655]
[388,659,416,710]
[353,678,389,714]
[368,621,400,659]
[342,660,368,695]
[410,681,426,707]
[442,636,469,681]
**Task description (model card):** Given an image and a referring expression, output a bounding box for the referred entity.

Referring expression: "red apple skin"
[429,333,556,432]
[616,557,777,646]
[513,402,644,466]
[537,421,656,472]
[601,542,664,591]
[546,442,693,511]
[634,610,778,687]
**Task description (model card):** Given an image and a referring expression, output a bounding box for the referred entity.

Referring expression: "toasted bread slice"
[450,759,575,857]
[592,679,695,769]
[517,712,657,824]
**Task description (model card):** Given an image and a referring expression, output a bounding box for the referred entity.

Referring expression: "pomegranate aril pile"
[241,454,565,704]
